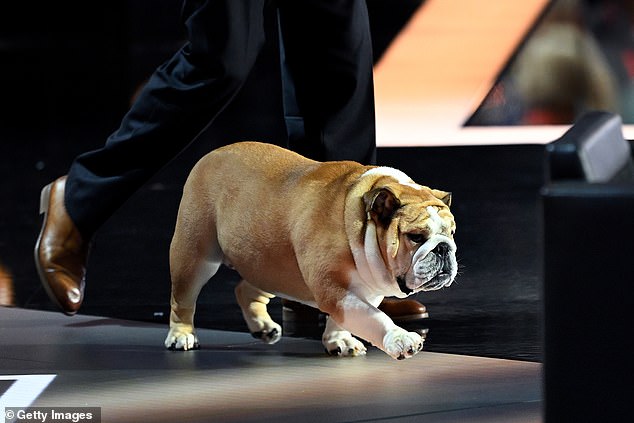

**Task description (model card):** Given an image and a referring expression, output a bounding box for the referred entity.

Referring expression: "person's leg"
[278,0,376,165]
[67,0,269,237]
[36,0,269,314]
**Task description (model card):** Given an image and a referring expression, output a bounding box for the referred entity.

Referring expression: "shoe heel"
[39,183,52,215]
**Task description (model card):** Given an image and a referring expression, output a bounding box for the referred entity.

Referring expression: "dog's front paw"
[382,328,424,360]
[322,330,367,357]
[251,321,283,344]
[165,324,200,351]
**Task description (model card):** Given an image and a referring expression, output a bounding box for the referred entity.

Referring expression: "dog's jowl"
[164,142,457,360]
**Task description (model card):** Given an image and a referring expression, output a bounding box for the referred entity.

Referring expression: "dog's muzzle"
[406,235,457,293]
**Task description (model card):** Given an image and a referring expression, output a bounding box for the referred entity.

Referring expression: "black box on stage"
[541,111,634,422]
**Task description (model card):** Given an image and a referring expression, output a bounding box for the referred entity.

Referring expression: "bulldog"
[165,142,457,360]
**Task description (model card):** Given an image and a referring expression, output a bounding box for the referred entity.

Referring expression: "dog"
[164,142,457,359]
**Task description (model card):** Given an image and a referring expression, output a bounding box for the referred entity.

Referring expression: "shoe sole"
[34,182,77,316]
[390,312,430,323]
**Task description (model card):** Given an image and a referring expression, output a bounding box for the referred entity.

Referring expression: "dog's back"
[174,141,366,300]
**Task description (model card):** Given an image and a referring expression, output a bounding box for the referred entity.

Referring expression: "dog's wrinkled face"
[365,183,457,296]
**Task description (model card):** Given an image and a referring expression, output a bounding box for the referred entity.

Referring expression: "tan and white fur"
[165,142,457,360]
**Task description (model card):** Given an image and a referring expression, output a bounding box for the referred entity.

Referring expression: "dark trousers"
[65,0,376,237]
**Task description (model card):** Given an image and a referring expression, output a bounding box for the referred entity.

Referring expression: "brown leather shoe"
[378,298,429,322]
[34,176,88,315]
[0,263,15,307]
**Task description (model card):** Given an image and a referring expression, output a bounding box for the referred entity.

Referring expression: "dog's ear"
[386,220,400,259]
[364,187,401,225]
[431,189,452,207]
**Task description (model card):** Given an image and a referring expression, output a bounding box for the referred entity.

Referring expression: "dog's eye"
[407,233,426,243]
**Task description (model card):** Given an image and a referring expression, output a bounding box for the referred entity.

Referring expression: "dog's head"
[364,181,457,296]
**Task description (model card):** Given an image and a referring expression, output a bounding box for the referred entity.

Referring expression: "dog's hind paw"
[165,326,200,351]
[251,322,282,344]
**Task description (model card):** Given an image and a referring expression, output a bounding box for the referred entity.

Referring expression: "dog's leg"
[165,257,219,350]
[235,279,282,344]
[165,200,221,351]
[322,317,367,357]
[321,292,424,360]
